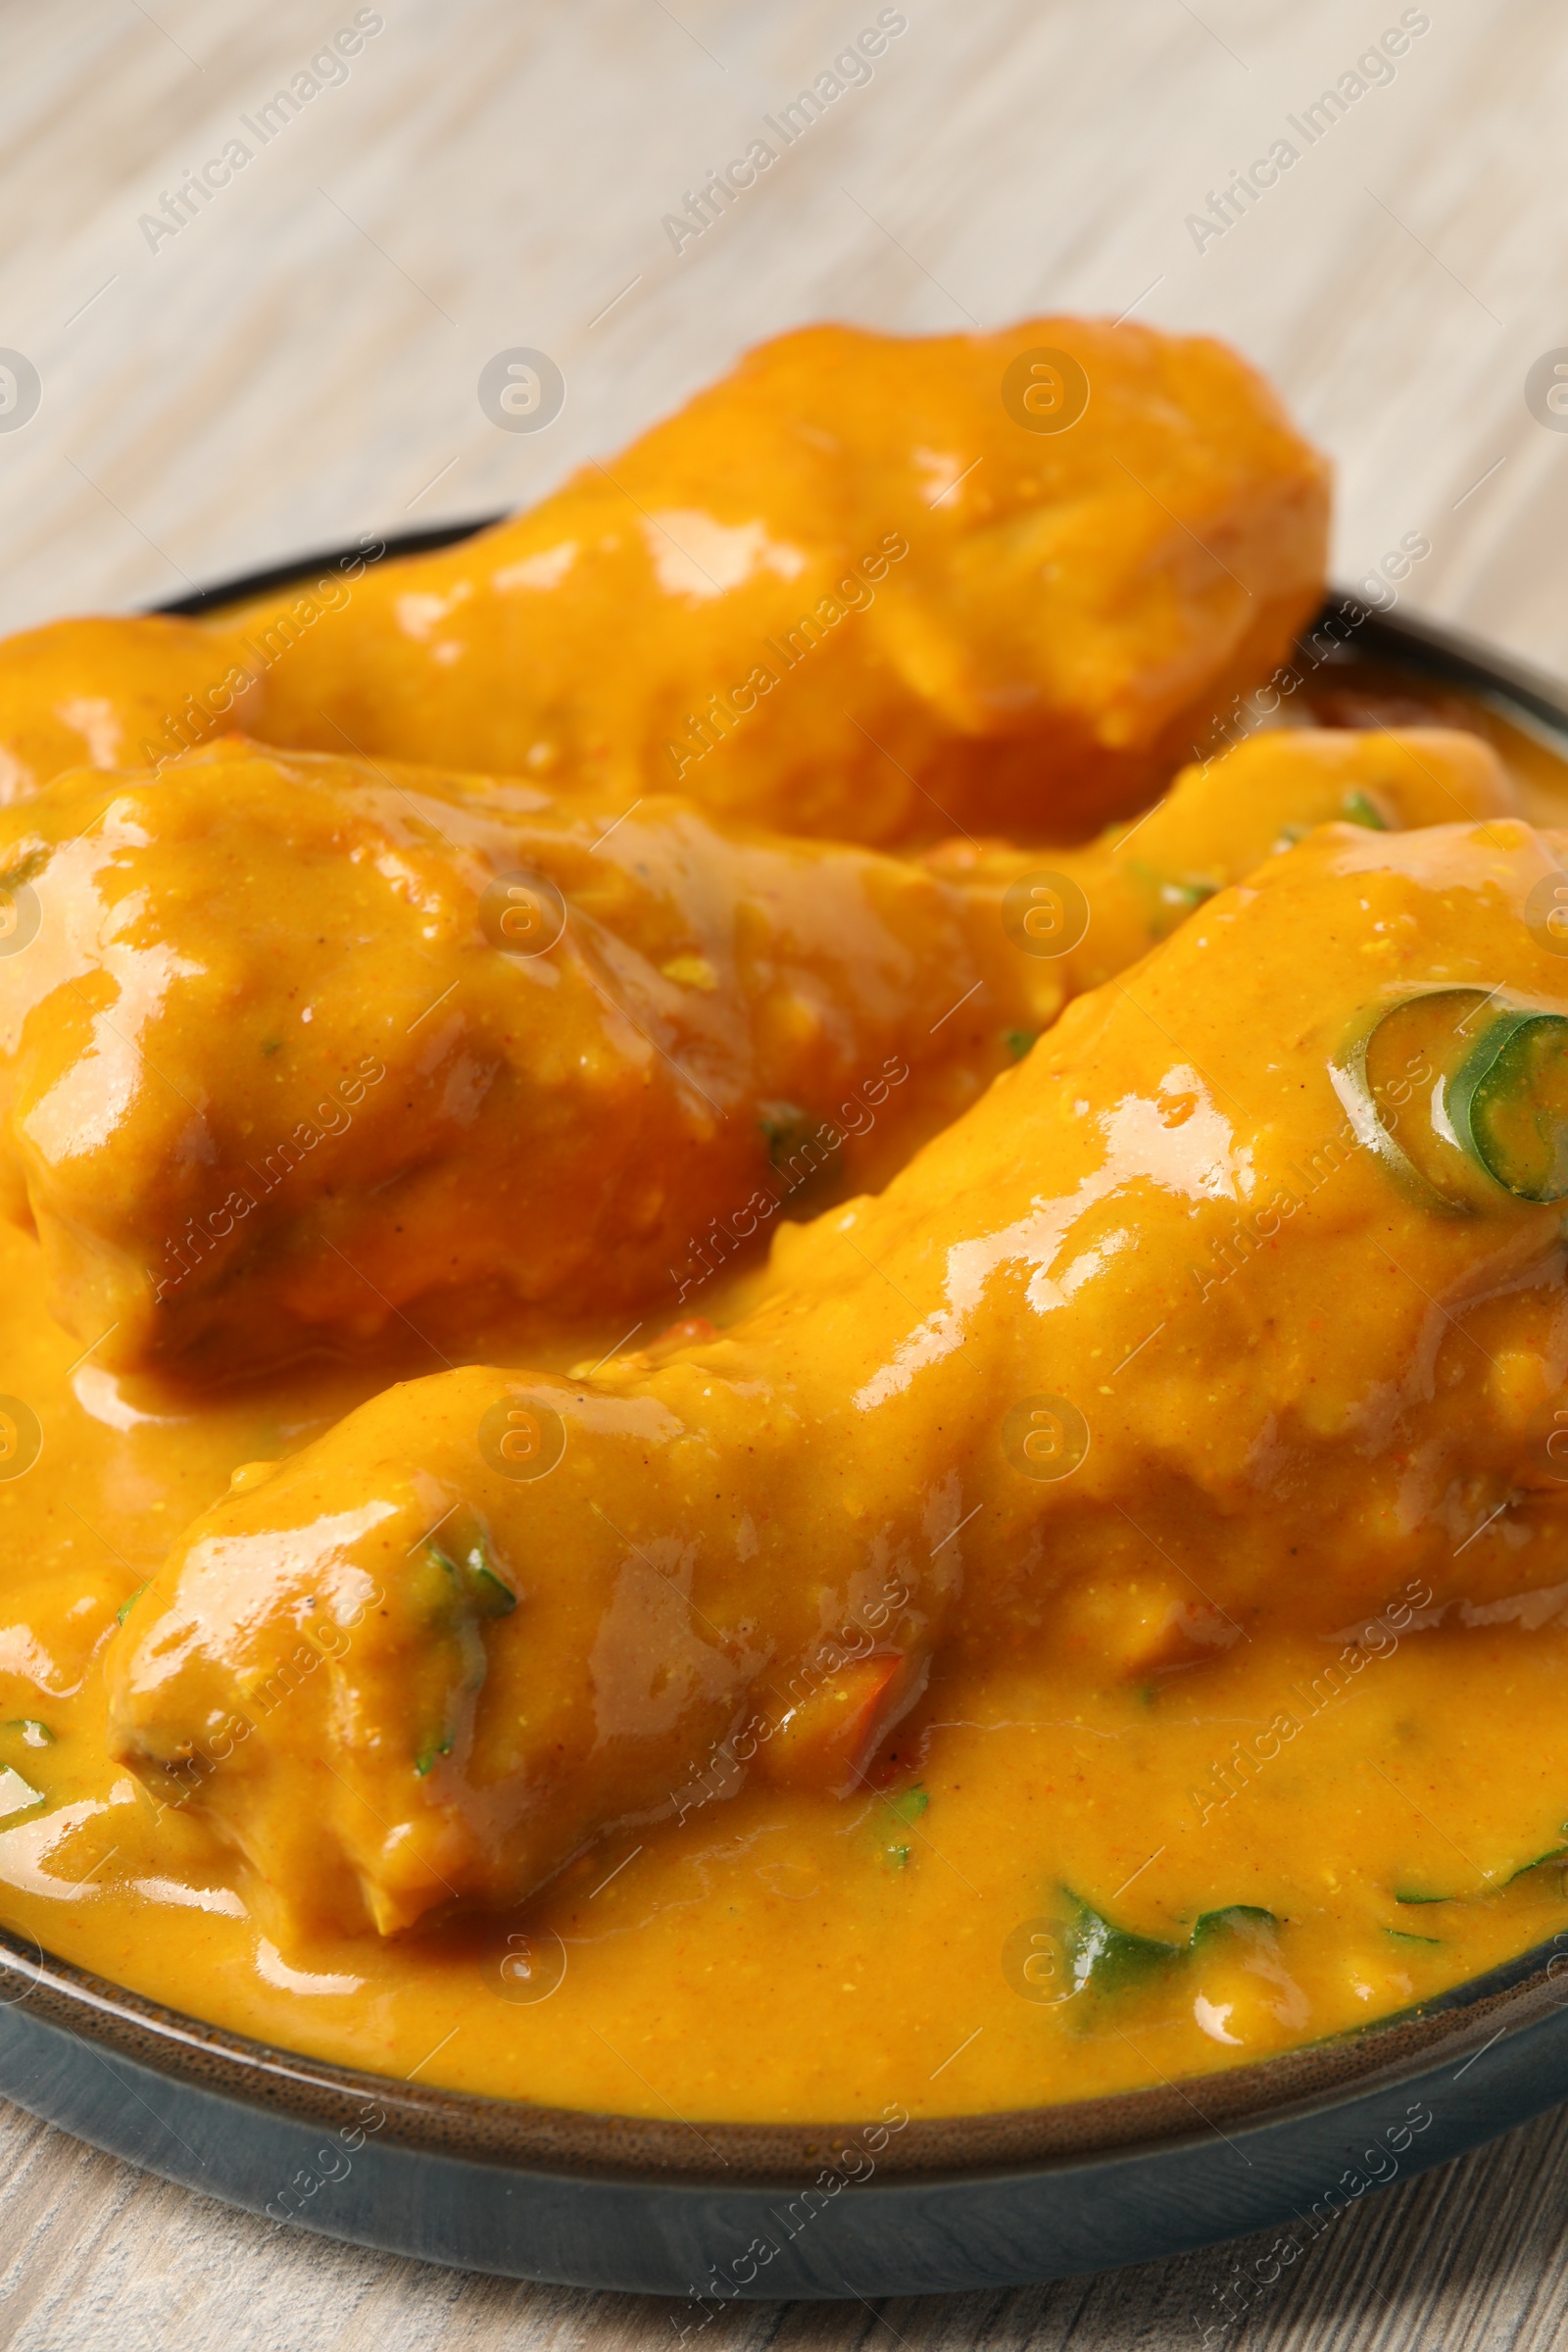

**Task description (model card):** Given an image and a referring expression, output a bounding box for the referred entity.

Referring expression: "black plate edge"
[6,1912,1563,2195]
[154,518,505,616]
[7,1973,1568,2297]
[1315,590,1568,746]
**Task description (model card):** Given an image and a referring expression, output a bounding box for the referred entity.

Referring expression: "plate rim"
[4,1912,1568,2189]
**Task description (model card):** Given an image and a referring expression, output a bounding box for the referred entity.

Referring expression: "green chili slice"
[1338,986,1493,1210]
[1340,987,1568,1211]
[1447,1010,1568,1202]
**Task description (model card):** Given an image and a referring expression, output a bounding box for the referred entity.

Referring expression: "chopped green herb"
[1158,874,1220,912]
[1057,1891,1183,1998]
[428,1537,516,1618]
[261,1039,283,1057]
[1191,1904,1278,1945]
[758,1100,818,1176]
[759,1102,805,1145]
[879,1786,928,1868]
[1390,1830,1568,1909]
[1508,1844,1568,1883]
[1126,859,1220,934]
[1386,1927,1444,1948]
[3,1719,54,1748]
[116,1584,148,1625]
[1026,1895,1282,2004]
[414,1733,454,1779]
[410,1531,517,1776]
[1004,1029,1037,1061]
[1341,789,1389,830]
[465,1539,516,1618]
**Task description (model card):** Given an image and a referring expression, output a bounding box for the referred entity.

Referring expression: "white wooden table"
[2,0,1568,2341]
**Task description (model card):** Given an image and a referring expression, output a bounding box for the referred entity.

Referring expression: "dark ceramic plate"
[3,548,1568,2299]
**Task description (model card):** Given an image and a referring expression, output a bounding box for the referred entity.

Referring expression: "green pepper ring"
[1448,1007,1568,1203]
[1332,984,1492,1214]
[1336,986,1568,1210]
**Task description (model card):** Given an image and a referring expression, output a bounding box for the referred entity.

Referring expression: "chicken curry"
[2,319,1568,2127]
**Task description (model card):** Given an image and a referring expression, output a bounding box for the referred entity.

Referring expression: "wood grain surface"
[3,0,1568,2342]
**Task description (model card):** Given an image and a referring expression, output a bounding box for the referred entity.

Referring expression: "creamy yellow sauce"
[4,667,1568,2123]
[6,1167,1568,2121]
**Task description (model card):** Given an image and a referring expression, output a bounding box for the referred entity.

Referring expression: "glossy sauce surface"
[0,725,1504,1377]
[5,674,1568,2121]
[6,1132,1568,2120]
[0,320,1328,845]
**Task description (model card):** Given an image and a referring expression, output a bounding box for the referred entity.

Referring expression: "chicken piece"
[0,730,1507,1374]
[927,724,1514,997]
[0,735,1055,1374]
[0,616,262,803]
[218,319,1328,842]
[107,814,1568,1936]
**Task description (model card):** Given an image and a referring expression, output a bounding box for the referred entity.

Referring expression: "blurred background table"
[3,0,1568,2343]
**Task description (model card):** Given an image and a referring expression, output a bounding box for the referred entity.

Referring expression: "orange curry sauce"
[3,670,1568,2123]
